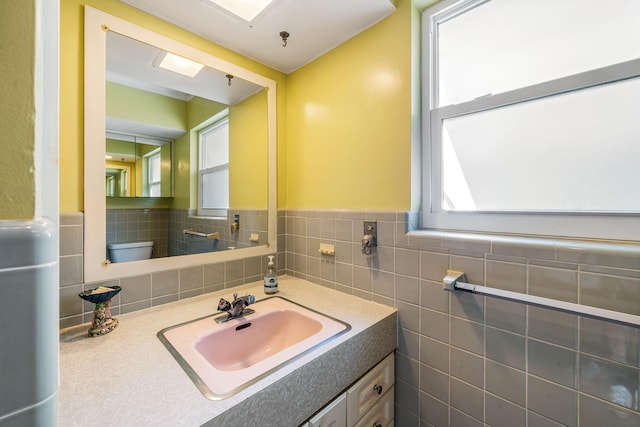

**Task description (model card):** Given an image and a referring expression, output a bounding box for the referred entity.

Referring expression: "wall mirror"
[84,6,277,282]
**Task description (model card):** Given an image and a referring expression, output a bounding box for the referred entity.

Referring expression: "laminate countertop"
[59,276,397,427]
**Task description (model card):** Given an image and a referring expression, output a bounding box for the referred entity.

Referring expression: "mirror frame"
[84,6,277,282]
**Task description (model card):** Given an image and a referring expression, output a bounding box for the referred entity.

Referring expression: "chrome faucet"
[215,293,255,323]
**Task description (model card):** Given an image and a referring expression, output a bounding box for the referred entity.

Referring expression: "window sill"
[404,228,640,270]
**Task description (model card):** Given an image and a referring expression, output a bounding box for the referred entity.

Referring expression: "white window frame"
[197,117,229,217]
[145,148,161,197]
[421,0,640,241]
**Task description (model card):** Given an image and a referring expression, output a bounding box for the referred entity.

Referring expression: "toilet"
[107,241,153,263]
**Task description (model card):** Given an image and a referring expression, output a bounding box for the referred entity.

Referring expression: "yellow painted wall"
[106,81,187,132]
[284,0,413,210]
[0,0,36,218]
[186,98,228,130]
[61,0,414,213]
[173,97,227,210]
[229,90,268,209]
[60,0,286,212]
[172,91,268,211]
[106,138,135,156]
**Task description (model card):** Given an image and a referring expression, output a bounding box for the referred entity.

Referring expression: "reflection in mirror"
[104,31,268,258]
[106,134,172,197]
[84,7,277,282]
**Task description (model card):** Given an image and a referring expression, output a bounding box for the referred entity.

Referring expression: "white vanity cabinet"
[302,352,395,427]
[352,386,393,427]
[346,352,394,425]
[307,393,347,427]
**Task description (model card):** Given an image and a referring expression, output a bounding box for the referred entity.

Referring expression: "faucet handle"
[217,298,231,312]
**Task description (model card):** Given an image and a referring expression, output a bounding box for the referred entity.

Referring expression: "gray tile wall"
[58,211,283,329]
[170,209,268,256]
[283,209,640,427]
[105,208,268,258]
[59,209,640,426]
[106,208,169,257]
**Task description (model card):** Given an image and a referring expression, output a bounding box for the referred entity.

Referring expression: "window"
[422,0,640,241]
[198,118,229,216]
[146,149,161,197]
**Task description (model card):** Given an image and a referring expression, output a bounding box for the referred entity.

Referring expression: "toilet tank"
[107,241,153,263]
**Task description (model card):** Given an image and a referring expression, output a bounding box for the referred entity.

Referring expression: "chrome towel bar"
[443,270,640,327]
[183,229,220,240]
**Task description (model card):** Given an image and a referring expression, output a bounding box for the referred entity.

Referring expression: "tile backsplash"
[105,208,268,258]
[58,211,282,328]
[281,210,640,427]
[59,209,640,426]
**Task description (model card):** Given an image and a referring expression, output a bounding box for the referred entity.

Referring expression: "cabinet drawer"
[346,353,394,426]
[353,386,394,427]
[308,392,347,427]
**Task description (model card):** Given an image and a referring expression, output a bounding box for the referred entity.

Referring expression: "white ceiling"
[107,31,263,105]
[119,0,397,74]
[106,31,266,139]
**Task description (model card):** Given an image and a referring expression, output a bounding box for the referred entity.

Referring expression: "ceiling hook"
[226,74,233,86]
[279,31,290,47]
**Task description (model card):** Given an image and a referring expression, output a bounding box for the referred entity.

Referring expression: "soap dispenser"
[264,255,278,294]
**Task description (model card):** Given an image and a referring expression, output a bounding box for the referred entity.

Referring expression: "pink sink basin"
[158,296,350,399]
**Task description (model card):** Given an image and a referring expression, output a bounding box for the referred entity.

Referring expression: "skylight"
[156,52,204,78]
[207,0,275,22]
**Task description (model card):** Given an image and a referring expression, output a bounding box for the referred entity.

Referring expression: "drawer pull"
[373,423,382,427]
[373,384,383,395]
